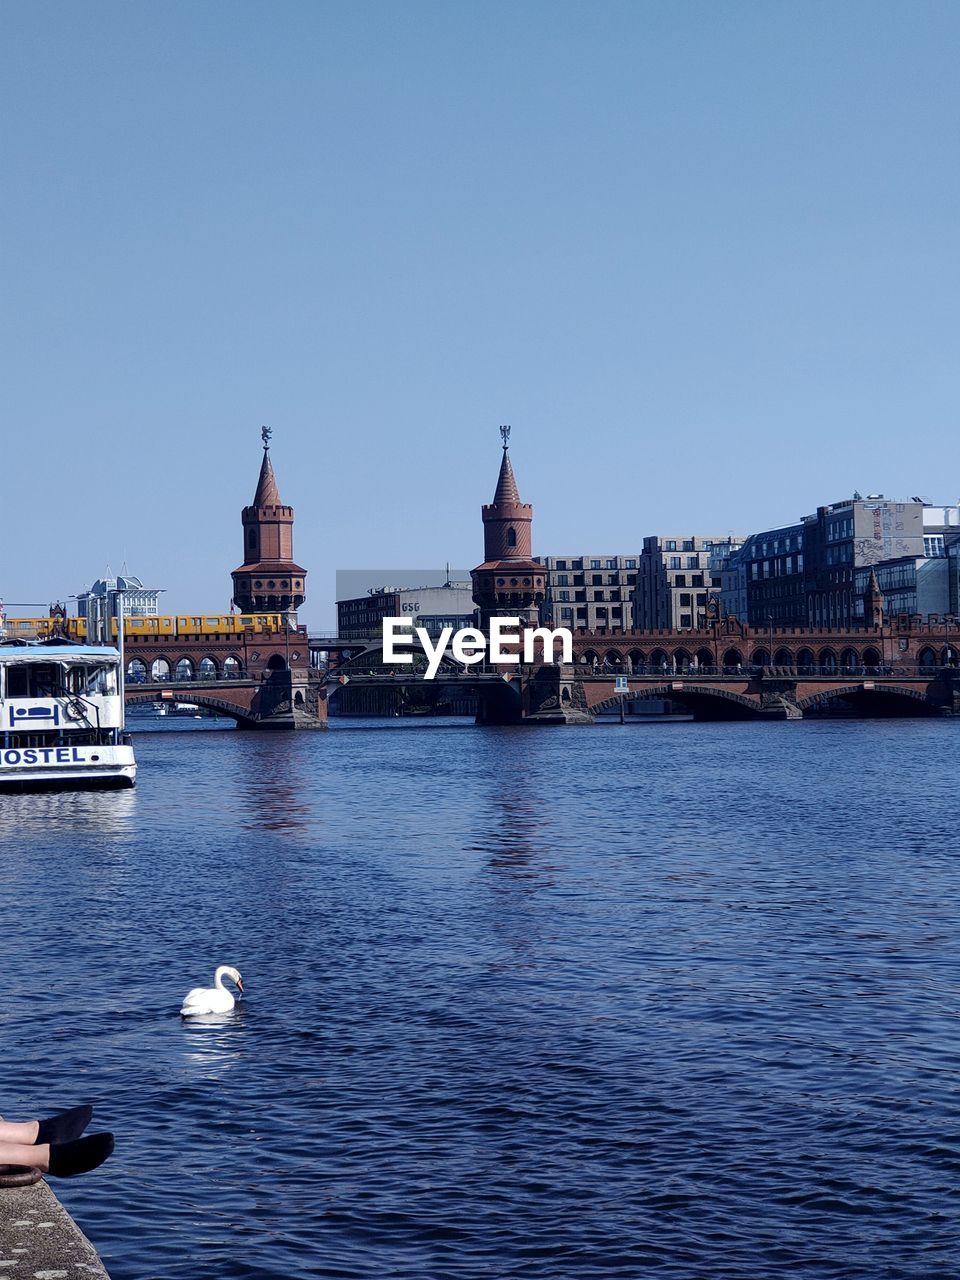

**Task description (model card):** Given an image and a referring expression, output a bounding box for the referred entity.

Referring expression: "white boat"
[0,642,136,790]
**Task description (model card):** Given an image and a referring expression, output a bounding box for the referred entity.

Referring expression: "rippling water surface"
[1,717,959,1279]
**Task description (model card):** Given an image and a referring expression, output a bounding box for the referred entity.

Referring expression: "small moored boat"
[0,642,136,790]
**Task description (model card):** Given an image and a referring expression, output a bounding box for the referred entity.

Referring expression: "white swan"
[180,965,243,1016]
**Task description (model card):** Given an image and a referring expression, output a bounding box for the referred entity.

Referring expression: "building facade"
[337,582,476,640]
[734,497,960,629]
[634,536,743,630]
[728,523,807,626]
[540,555,639,631]
[77,574,162,623]
[852,556,954,621]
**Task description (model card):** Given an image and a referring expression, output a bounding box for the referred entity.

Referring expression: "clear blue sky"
[2,1,958,628]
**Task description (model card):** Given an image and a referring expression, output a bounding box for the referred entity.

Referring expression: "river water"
[1,717,959,1280]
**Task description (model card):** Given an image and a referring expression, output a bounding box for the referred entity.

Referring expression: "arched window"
[673,649,691,672]
[175,657,195,682]
[917,646,937,670]
[223,656,242,679]
[862,647,882,670]
[695,648,714,670]
[199,657,217,678]
[151,658,171,682]
[774,648,793,667]
[840,648,859,672]
[819,649,837,673]
[751,648,770,667]
[627,650,646,673]
[650,648,669,671]
[796,648,816,671]
[722,648,743,669]
[126,658,147,684]
[507,527,517,548]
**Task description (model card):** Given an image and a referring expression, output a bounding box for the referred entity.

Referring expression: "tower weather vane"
[261,424,273,451]
[500,424,511,450]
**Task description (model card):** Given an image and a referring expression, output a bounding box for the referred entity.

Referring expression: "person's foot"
[47,1133,114,1178]
[36,1105,93,1146]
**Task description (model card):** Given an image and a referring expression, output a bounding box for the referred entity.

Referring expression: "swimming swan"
[180,965,244,1016]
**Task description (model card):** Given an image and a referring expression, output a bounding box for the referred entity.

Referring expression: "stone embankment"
[0,1179,109,1278]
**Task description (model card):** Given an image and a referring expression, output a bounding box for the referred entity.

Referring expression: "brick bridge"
[115,617,960,727]
[313,616,960,724]
[120,627,326,728]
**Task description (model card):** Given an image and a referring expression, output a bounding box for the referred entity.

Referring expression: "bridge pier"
[758,677,803,719]
[244,670,327,729]
[522,664,594,724]
[937,668,960,715]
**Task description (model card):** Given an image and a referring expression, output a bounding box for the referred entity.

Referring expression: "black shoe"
[47,1132,115,1179]
[36,1104,93,1146]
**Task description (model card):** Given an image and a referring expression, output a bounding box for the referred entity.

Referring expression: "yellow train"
[3,613,287,640]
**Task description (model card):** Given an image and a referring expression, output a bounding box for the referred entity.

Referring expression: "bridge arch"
[604,649,624,668]
[175,657,195,682]
[942,646,958,666]
[797,647,815,670]
[127,658,147,683]
[818,648,837,672]
[673,648,691,672]
[332,641,467,678]
[695,647,714,669]
[223,656,243,678]
[151,657,171,681]
[650,648,669,671]
[592,683,762,721]
[125,690,255,726]
[751,647,770,666]
[722,647,743,669]
[840,647,859,672]
[918,646,938,670]
[266,654,287,672]
[798,683,937,717]
[627,649,646,672]
[774,647,793,667]
[862,646,882,669]
[199,656,218,678]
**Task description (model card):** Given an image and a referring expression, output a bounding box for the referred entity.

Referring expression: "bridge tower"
[471,427,546,630]
[231,427,308,621]
[863,568,884,629]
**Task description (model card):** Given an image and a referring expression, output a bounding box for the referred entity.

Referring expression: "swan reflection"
[180,1005,247,1072]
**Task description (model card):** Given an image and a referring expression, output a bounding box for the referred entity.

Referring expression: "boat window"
[5,666,30,697]
[83,665,117,696]
[6,664,66,697]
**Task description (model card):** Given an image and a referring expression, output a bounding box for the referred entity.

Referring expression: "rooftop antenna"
[499,424,511,451]
[261,424,273,452]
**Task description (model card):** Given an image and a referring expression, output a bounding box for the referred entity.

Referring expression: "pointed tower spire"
[492,425,521,505]
[253,427,282,506]
[232,428,307,617]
